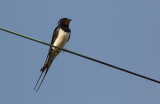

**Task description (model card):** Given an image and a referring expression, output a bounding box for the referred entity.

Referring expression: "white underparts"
[52,28,70,50]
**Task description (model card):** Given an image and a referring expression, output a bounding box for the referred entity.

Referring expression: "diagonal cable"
[1,27,160,84]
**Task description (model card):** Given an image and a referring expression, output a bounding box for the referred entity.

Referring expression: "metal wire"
[1,27,160,84]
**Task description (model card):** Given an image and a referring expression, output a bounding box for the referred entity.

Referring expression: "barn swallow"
[34,18,71,92]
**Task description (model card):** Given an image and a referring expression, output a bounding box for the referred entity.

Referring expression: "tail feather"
[40,63,47,72]
[34,62,53,92]
[34,64,48,92]
[36,68,49,92]
[34,71,43,90]
[34,58,54,92]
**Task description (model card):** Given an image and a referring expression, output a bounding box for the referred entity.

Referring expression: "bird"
[34,18,72,92]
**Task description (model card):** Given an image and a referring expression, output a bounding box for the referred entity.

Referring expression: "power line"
[1,27,160,84]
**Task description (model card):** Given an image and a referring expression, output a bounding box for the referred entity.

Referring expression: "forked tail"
[34,64,49,92]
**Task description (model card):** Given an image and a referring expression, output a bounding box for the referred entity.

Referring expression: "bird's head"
[58,18,72,27]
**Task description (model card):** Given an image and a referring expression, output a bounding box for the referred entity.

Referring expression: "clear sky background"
[1,0,160,104]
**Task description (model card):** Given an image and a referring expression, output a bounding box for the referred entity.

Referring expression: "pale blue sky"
[1,0,160,104]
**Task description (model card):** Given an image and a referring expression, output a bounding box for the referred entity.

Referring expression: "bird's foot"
[63,48,66,53]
